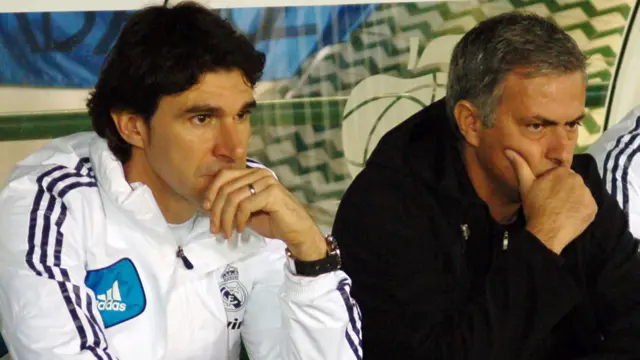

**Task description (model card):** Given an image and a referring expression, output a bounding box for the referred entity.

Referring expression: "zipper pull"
[460,224,469,254]
[176,246,194,270]
[502,231,509,250]
[461,224,470,240]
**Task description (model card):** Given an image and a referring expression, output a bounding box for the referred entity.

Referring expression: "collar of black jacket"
[366,97,485,207]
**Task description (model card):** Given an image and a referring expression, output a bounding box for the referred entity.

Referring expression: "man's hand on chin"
[201,168,327,261]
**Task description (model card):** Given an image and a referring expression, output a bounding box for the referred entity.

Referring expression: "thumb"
[505,149,535,194]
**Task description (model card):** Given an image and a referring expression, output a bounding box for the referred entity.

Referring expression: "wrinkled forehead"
[498,71,586,120]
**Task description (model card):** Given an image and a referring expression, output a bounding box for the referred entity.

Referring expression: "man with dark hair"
[0,3,361,359]
[334,11,640,359]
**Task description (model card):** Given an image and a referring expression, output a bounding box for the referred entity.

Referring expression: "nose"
[213,119,246,160]
[546,127,574,167]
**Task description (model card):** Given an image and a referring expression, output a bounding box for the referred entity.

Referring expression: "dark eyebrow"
[528,113,585,126]
[241,100,258,111]
[181,105,223,116]
[179,100,257,117]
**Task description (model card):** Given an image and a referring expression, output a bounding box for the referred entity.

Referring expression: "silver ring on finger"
[248,183,257,196]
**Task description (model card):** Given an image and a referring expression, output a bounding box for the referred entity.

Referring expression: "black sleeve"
[333,168,586,360]
[579,155,640,358]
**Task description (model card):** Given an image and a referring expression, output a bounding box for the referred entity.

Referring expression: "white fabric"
[588,106,640,239]
[168,216,197,247]
[0,132,362,360]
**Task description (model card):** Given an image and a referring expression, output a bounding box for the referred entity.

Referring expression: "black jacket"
[333,99,640,359]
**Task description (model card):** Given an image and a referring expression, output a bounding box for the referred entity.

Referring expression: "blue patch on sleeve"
[85,258,146,328]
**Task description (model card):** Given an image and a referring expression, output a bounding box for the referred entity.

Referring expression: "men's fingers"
[235,183,275,234]
[505,149,535,194]
[218,186,243,238]
[207,169,272,231]
[204,168,275,209]
[203,169,249,210]
[213,174,276,237]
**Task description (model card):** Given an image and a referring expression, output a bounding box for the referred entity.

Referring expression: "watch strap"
[287,234,342,276]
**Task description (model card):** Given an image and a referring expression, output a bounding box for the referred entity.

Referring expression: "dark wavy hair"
[87,1,265,163]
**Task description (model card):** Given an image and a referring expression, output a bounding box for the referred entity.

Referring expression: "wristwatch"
[286,234,342,276]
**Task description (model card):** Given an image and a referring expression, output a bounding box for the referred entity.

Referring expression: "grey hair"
[445,11,587,131]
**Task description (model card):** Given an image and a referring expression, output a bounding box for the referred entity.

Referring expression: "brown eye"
[527,123,543,133]
[236,110,252,122]
[191,114,211,125]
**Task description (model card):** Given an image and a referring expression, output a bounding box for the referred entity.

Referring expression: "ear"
[111,111,149,149]
[453,100,483,148]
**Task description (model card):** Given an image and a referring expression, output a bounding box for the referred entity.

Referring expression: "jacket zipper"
[460,224,509,252]
[460,224,470,254]
[176,246,194,270]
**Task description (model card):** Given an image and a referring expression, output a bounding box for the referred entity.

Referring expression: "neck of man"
[123,151,197,225]
[460,144,520,225]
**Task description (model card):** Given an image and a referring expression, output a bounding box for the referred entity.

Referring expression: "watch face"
[325,234,339,253]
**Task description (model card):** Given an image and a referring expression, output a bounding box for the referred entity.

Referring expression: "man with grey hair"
[333,11,640,360]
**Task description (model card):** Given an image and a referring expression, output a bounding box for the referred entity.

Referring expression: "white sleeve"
[241,241,362,360]
[627,170,640,239]
[590,140,640,240]
[0,165,118,360]
[589,109,640,239]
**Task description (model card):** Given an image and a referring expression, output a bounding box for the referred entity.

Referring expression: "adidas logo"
[97,280,127,312]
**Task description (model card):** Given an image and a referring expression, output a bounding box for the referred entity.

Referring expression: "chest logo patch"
[219,265,248,312]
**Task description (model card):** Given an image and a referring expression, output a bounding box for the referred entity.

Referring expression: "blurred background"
[0,0,639,233]
[1,0,640,357]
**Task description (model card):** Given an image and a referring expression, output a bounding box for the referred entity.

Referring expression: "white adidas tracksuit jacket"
[0,132,363,360]
[588,106,640,238]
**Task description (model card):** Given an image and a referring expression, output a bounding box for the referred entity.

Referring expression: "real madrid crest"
[219,265,248,312]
